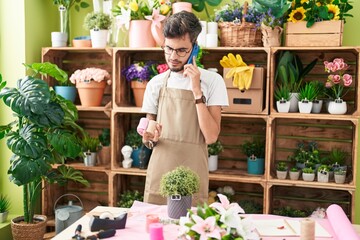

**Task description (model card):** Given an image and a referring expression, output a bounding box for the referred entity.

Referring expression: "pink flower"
[157,63,169,73]
[343,74,352,86]
[332,74,341,84]
[70,68,111,85]
[190,215,221,240]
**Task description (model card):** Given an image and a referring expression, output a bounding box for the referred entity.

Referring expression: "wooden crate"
[267,117,358,187]
[285,21,344,47]
[42,170,110,218]
[42,47,113,107]
[270,47,360,116]
[209,181,265,214]
[266,184,355,221]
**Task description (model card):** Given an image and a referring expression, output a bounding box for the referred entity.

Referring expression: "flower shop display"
[70,67,111,106]
[215,1,262,47]
[207,140,224,172]
[159,166,200,219]
[122,61,168,107]
[112,0,171,47]
[285,0,353,46]
[323,58,353,114]
[252,0,291,47]
[178,193,260,240]
[83,12,112,48]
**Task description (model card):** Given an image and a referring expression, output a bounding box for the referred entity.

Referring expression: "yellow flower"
[160,4,170,15]
[129,1,138,12]
[288,7,307,23]
[316,2,322,7]
[117,0,126,8]
[327,4,340,20]
[300,0,308,4]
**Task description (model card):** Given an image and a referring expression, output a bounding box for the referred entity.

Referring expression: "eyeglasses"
[162,45,191,57]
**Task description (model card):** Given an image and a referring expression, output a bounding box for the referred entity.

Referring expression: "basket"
[218,1,262,47]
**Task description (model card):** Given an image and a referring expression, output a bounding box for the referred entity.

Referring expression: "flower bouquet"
[70,67,111,106]
[178,194,260,240]
[323,58,353,114]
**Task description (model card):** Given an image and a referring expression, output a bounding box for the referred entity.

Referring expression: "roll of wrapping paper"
[300,218,315,240]
[137,117,149,136]
[327,204,360,240]
[146,120,157,138]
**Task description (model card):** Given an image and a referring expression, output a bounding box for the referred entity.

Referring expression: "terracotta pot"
[98,145,111,166]
[76,80,106,106]
[72,36,92,48]
[129,20,156,48]
[131,81,148,107]
[11,215,47,240]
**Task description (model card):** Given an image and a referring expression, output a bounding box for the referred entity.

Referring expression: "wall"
[1,0,360,223]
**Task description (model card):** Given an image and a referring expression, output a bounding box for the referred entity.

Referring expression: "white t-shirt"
[141,68,229,115]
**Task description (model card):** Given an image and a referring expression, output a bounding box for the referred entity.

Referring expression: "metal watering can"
[54,194,84,234]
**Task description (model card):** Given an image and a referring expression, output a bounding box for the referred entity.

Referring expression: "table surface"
[52,205,360,240]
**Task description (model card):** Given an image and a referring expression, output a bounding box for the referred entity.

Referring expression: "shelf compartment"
[215,116,268,178]
[42,47,113,107]
[268,117,358,187]
[270,47,360,116]
[42,170,110,218]
[209,180,265,214]
[266,184,355,221]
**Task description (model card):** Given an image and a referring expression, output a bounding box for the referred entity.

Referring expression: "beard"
[169,65,184,72]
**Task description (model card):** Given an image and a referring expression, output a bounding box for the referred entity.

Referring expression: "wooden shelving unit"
[41,46,359,223]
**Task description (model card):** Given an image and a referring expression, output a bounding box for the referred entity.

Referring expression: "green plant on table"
[159,166,200,197]
[117,190,144,208]
[99,128,111,147]
[208,140,224,156]
[83,12,112,30]
[240,138,265,159]
[0,195,10,213]
[276,161,288,171]
[0,66,89,224]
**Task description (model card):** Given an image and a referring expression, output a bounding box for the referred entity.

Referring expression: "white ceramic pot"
[51,32,68,47]
[334,174,346,184]
[311,99,323,113]
[298,101,313,113]
[90,29,109,48]
[328,99,347,114]
[207,22,218,34]
[276,100,290,113]
[302,172,315,182]
[317,172,329,183]
[208,155,218,172]
[289,93,299,112]
[276,170,288,180]
[289,171,300,180]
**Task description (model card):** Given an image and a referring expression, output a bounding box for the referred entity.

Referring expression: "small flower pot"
[334,174,346,184]
[311,99,323,113]
[328,99,347,114]
[298,101,313,113]
[0,212,8,223]
[54,86,77,103]
[289,92,299,112]
[208,155,218,172]
[90,29,109,48]
[317,172,329,183]
[167,195,192,219]
[276,170,288,180]
[84,152,97,166]
[302,172,315,182]
[276,100,290,113]
[289,171,300,180]
[247,157,265,175]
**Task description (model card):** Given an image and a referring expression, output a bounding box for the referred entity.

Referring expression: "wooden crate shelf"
[270,47,360,116]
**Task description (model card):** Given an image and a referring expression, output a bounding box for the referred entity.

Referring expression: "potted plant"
[302,167,315,182]
[0,195,11,223]
[289,141,320,170]
[122,61,168,107]
[83,11,112,48]
[125,129,151,169]
[82,133,101,167]
[240,138,266,175]
[334,169,347,184]
[298,81,318,113]
[98,128,111,166]
[117,190,144,208]
[311,80,325,113]
[207,140,224,172]
[274,84,291,113]
[317,164,330,183]
[69,67,111,107]
[0,67,88,240]
[327,148,348,171]
[25,62,77,102]
[159,166,200,219]
[289,167,300,180]
[276,161,288,180]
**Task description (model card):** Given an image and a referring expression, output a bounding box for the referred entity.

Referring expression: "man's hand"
[183,56,202,97]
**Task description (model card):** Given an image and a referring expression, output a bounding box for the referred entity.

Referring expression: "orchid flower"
[145,8,166,28]
[116,7,131,30]
[210,193,245,215]
[190,215,221,240]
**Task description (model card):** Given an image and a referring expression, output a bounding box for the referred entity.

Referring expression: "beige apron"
[144,71,209,205]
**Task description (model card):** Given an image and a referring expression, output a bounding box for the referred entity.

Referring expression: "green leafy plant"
[208,140,224,156]
[274,84,291,102]
[240,138,265,159]
[276,161,288,171]
[288,141,320,165]
[82,133,101,152]
[275,51,318,93]
[52,0,90,12]
[160,166,200,197]
[24,62,72,86]
[327,148,348,166]
[302,167,315,174]
[184,0,222,21]
[317,164,330,174]
[238,199,263,214]
[125,129,143,148]
[334,169,346,176]
[290,167,299,172]
[252,0,291,28]
[0,65,89,224]
[83,12,112,30]
[99,128,110,147]
[117,190,144,208]
[0,195,10,213]
[298,81,319,102]
[273,206,308,217]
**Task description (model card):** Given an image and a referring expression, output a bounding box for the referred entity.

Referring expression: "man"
[141,11,229,205]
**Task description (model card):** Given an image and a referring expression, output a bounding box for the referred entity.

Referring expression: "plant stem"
[23,185,29,223]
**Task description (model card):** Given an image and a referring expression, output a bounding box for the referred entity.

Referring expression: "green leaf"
[24,62,69,86]
[206,0,222,7]
[0,76,50,116]
[49,129,82,158]
[57,165,90,187]
[80,2,90,8]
